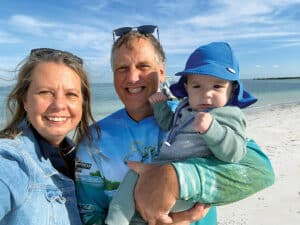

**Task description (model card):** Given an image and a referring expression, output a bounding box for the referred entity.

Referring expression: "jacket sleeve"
[0,181,11,220]
[172,139,275,205]
[151,101,175,131]
[0,147,29,220]
[202,106,247,162]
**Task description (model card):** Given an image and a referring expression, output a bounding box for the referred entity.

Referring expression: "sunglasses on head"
[112,25,159,42]
[30,48,83,65]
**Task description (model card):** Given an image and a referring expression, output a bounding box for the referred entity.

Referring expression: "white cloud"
[277,39,300,48]
[0,55,25,68]
[158,0,300,56]
[83,1,108,11]
[2,0,300,82]
[10,14,57,35]
[54,29,110,49]
[10,14,55,27]
[155,0,197,15]
[8,14,111,52]
[0,31,22,44]
[178,1,275,28]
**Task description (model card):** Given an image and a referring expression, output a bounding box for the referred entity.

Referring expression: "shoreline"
[218,103,300,225]
[244,101,300,113]
[253,76,300,80]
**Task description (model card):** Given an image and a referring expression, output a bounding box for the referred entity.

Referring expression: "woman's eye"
[39,90,53,96]
[67,92,79,98]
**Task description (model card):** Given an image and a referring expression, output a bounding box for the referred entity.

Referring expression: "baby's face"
[184,74,233,111]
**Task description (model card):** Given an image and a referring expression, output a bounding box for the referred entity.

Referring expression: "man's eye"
[116,66,128,73]
[139,64,151,70]
[192,85,200,88]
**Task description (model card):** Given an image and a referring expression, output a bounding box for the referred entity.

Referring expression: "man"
[75,26,274,225]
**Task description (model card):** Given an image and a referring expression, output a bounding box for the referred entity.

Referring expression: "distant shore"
[253,76,300,80]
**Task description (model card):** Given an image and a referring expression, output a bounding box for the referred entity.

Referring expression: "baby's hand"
[148,92,168,104]
[193,112,213,133]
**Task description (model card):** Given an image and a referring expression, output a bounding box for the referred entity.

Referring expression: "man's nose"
[127,67,141,83]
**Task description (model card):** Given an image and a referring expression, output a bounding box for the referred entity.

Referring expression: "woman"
[0,48,100,225]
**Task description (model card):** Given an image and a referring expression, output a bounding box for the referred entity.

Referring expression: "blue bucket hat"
[170,42,257,108]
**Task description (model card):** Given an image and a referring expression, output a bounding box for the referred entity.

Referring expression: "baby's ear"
[184,82,187,89]
[183,82,189,97]
[232,81,239,90]
[231,81,238,95]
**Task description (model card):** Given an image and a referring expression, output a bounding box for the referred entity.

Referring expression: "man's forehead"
[114,45,156,63]
[121,38,152,50]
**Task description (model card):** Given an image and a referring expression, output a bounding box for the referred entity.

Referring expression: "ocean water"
[0,78,299,127]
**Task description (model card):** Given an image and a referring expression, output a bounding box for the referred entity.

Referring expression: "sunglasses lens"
[137,25,157,34]
[113,27,133,37]
[30,48,83,65]
[112,25,159,42]
[30,48,54,57]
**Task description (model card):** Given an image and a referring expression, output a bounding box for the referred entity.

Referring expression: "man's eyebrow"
[114,63,128,68]
[137,61,151,65]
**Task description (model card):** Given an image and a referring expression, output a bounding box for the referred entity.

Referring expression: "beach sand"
[217,103,300,225]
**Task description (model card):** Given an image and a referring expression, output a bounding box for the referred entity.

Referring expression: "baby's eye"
[214,84,223,89]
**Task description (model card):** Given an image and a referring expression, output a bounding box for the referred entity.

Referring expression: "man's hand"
[156,203,210,225]
[127,161,179,225]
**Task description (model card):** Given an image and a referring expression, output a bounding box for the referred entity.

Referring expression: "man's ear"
[159,63,166,83]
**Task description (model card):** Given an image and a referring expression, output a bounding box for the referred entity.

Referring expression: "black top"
[32,126,76,179]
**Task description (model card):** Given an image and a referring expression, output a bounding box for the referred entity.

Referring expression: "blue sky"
[0,0,300,84]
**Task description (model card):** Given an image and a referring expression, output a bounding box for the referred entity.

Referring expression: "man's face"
[112,38,165,121]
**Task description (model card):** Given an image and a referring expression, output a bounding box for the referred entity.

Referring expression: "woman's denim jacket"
[0,125,82,225]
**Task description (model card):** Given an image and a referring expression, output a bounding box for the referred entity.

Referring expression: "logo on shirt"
[76,160,92,169]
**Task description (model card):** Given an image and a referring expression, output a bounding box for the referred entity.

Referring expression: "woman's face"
[23,62,83,146]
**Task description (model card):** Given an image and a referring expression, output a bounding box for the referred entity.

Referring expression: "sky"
[0,0,300,85]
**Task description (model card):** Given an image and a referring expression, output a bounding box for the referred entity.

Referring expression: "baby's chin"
[192,104,215,112]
